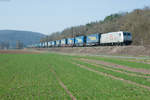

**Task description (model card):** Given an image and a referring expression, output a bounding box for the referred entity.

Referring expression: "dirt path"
[50,68,77,100]
[79,58,150,74]
[125,59,150,65]
[76,59,150,78]
[72,62,150,91]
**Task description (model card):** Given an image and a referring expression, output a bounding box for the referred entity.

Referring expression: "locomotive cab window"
[127,33,131,36]
[123,32,127,35]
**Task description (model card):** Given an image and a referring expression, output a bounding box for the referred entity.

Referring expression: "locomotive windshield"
[123,32,131,36]
[127,33,131,36]
[123,32,127,35]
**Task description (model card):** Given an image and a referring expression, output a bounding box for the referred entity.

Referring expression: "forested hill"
[0,30,45,48]
[42,7,150,45]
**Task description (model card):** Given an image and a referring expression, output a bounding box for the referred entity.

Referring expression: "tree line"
[41,7,150,45]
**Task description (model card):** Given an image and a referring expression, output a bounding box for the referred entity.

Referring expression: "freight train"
[32,31,132,48]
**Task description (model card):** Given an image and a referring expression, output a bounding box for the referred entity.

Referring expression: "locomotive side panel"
[100,31,124,44]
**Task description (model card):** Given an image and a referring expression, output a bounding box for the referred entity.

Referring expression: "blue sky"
[0,0,150,35]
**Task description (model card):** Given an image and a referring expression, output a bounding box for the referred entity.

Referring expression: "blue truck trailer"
[56,40,61,47]
[39,43,43,48]
[41,42,46,48]
[61,39,67,47]
[86,33,100,46]
[48,41,51,47]
[75,36,86,46]
[48,41,53,47]
[51,41,56,47]
[67,38,75,46]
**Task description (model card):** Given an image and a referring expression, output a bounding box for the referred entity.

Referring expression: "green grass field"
[0,53,150,100]
[77,56,150,69]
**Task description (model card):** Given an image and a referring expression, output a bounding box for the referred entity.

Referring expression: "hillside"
[42,7,150,45]
[0,30,45,48]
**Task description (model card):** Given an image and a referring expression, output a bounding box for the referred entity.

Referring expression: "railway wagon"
[38,43,41,48]
[41,42,45,48]
[61,39,67,47]
[56,40,61,47]
[41,42,44,48]
[100,31,132,45]
[51,41,56,47]
[39,43,43,48]
[86,33,101,46]
[67,38,75,46]
[48,41,52,47]
[44,42,48,48]
[75,36,86,46]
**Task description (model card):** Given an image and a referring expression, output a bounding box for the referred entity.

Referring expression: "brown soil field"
[79,58,150,74]
[75,58,150,78]
[0,50,41,54]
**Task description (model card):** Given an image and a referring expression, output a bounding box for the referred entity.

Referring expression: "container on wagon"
[67,38,75,46]
[75,36,86,46]
[56,40,61,47]
[61,39,67,47]
[50,41,53,47]
[41,42,45,47]
[51,41,56,47]
[44,42,48,47]
[39,43,42,47]
[86,33,100,46]
[48,41,52,47]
